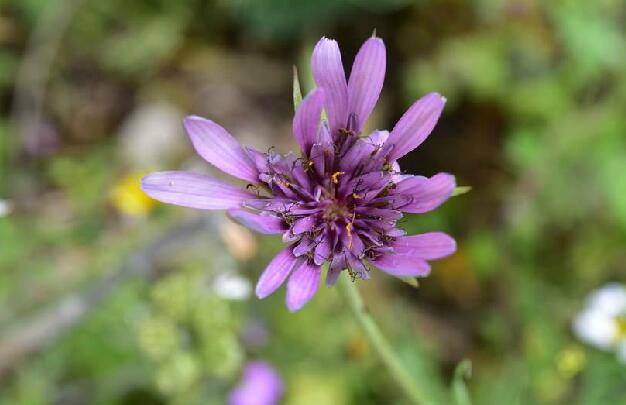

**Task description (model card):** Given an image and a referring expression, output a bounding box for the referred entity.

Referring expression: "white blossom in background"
[573,283,626,362]
[213,272,252,301]
[118,101,186,169]
[0,199,12,217]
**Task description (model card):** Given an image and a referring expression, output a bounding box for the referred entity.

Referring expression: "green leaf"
[400,277,419,288]
[452,186,472,197]
[452,359,472,405]
[293,65,303,112]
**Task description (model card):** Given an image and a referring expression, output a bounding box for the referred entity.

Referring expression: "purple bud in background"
[229,361,284,405]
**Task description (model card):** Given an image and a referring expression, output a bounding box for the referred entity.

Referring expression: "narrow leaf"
[400,277,419,288]
[452,186,472,197]
[293,65,303,112]
[452,359,472,405]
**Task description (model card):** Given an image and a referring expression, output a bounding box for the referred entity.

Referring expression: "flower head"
[229,361,283,405]
[573,283,626,362]
[142,35,457,311]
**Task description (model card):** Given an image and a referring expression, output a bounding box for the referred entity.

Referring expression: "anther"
[331,171,345,184]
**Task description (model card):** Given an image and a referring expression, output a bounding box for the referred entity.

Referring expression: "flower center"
[322,200,352,223]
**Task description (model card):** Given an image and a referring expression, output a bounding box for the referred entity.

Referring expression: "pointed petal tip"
[425,91,446,102]
[314,36,337,49]
[255,248,300,300]
[182,116,259,182]
[255,287,269,300]
[140,173,159,194]
[450,238,458,254]
[140,173,151,189]
[140,175,156,199]
[365,35,384,46]
[286,300,304,312]
[255,274,277,299]
[387,92,446,160]
[183,114,205,125]
[432,232,458,256]
[438,172,457,185]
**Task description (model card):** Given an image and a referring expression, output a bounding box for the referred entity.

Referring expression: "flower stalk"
[337,276,433,405]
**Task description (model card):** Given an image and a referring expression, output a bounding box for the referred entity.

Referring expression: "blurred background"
[2,0,626,403]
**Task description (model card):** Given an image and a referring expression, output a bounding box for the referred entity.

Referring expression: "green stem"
[338,276,432,405]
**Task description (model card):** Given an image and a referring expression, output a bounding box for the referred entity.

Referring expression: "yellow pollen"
[352,192,364,199]
[332,171,345,184]
[346,222,353,249]
[345,212,356,250]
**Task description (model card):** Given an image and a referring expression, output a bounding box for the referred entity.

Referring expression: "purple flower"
[142,35,456,312]
[229,361,284,405]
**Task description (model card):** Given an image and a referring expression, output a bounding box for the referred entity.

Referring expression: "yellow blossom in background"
[111,172,156,217]
[557,345,587,379]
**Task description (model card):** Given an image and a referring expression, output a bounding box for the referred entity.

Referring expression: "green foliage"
[222,0,411,40]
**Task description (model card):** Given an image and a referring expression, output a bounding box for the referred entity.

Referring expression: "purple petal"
[244,198,297,212]
[394,173,455,213]
[312,38,348,135]
[371,254,431,277]
[245,147,269,173]
[338,139,371,173]
[326,265,345,287]
[339,226,365,257]
[387,93,446,161]
[292,163,313,193]
[142,171,253,210]
[309,143,326,177]
[391,161,409,183]
[286,262,321,311]
[392,232,456,260]
[354,207,403,221]
[367,130,389,148]
[292,215,316,235]
[293,89,324,155]
[184,116,258,182]
[350,172,392,202]
[348,37,386,132]
[387,228,406,237]
[317,122,333,144]
[228,209,285,234]
[256,247,302,299]
[314,238,331,265]
[393,175,426,194]
[292,237,315,257]
[345,251,369,279]
[282,232,299,243]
